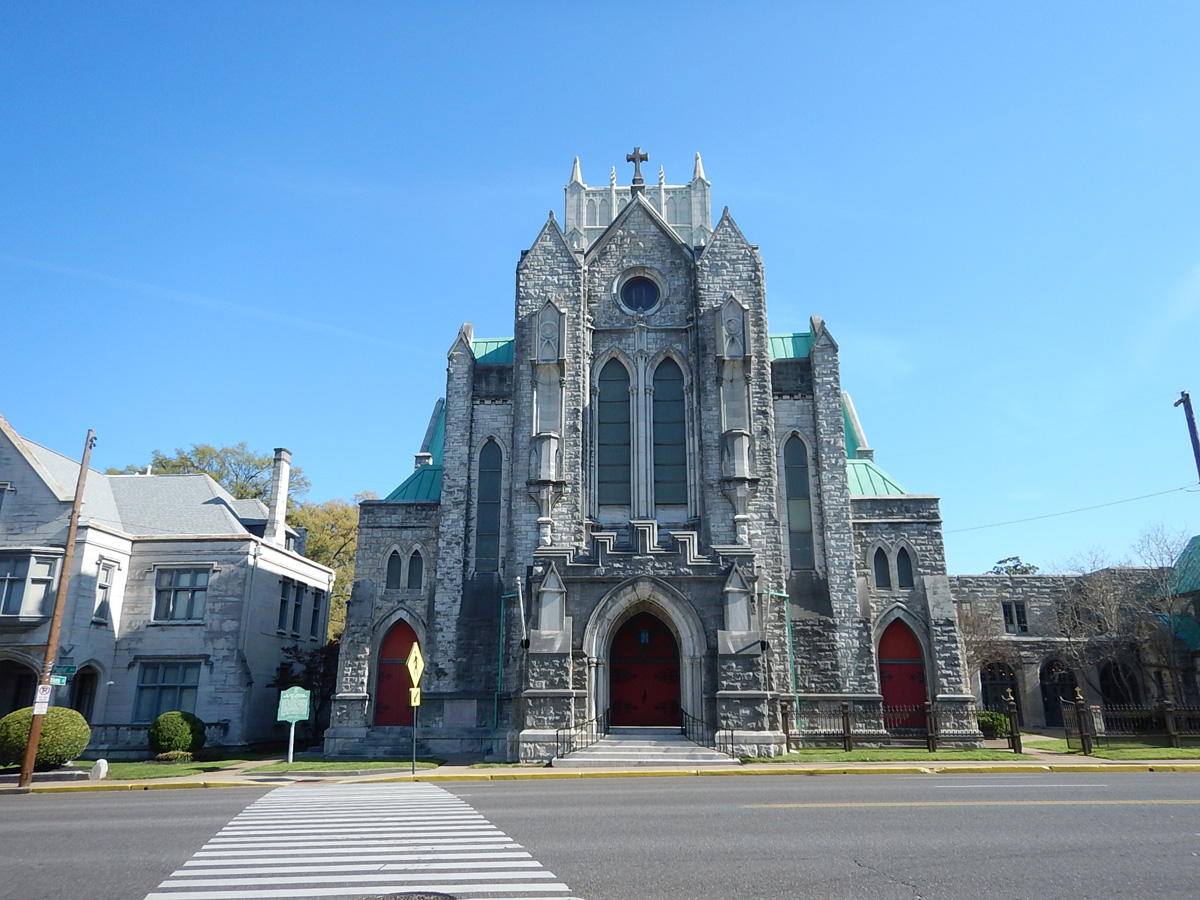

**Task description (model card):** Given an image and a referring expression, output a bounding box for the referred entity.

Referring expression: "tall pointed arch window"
[385,551,402,589]
[784,437,814,569]
[407,550,424,590]
[874,547,892,589]
[597,359,632,506]
[896,547,914,589]
[652,358,687,506]
[476,441,502,573]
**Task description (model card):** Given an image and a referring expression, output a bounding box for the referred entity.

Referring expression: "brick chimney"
[265,448,291,547]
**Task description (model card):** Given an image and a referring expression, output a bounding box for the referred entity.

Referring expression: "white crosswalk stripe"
[143,783,584,900]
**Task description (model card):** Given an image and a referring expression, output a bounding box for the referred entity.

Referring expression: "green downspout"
[493,591,518,753]
[768,590,798,721]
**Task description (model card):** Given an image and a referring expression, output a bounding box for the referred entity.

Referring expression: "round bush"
[0,706,91,769]
[149,710,206,754]
[976,709,1010,737]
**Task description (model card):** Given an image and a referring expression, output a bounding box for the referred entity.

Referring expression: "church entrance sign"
[609,612,680,726]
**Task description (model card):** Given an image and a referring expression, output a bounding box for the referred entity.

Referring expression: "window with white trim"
[291,583,305,634]
[0,553,58,617]
[277,580,291,632]
[154,567,209,621]
[134,660,201,722]
[94,562,115,622]
[310,590,324,640]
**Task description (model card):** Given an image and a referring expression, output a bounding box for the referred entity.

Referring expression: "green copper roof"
[1173,535,1200,595]
[384,465,442,503]
[769,332,813,360]
[473,338,514,365]
[843,403,860,459]
[847,458,909,496]
[384,401,445,503]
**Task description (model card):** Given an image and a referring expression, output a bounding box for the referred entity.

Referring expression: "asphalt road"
[4,774,1200,900]
[0,786,272,900]
[451,772,1200,900]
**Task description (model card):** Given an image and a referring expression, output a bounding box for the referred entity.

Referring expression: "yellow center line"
[745,799,1200,808]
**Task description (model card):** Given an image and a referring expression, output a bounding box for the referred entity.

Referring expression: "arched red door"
[878,620,927,723]
[609,612,680,726]
[375,621,418,726]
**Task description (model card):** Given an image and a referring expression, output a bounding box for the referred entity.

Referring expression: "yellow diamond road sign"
[406,643,425,686]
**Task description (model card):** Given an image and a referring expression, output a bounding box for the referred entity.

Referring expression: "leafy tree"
[288,492,376,639]
[988,556,1040,575]
[268,640,341,743]
[107,443,310,504]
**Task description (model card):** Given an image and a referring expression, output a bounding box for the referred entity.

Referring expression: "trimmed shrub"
[0,706,91,769]
[976,710,1010,737]
[155,750,194,763]
[148,710,206,754]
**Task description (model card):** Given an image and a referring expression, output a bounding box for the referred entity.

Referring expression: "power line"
[947,483,1197,534]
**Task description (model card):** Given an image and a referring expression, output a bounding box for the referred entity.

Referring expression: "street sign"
[35,684,52,702]
[277,686,311,723]
[410,687,421,707]
[49,675,67,686]
[51,664,77,676]
[406,643,425,686]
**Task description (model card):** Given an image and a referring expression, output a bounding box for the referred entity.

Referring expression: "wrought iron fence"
[787,699,993,752]
[680,708,736,758]
[554,709,608,759]
[1063,699,1200,754]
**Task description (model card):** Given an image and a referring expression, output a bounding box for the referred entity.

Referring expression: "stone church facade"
[325,152,980,761]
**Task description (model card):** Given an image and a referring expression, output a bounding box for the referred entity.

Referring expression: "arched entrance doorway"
[0,659,37,718]
[1040,659,1077,727]
[70,666,99,722]
[374,621,418,726]
[609,612,680,726]
[879,620,927,728]
[980,661,1022,724]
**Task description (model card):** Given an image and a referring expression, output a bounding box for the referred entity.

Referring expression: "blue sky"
[2,2,1197,574]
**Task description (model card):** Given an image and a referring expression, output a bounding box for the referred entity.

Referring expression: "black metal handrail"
[555,709,608,759]
[681,708,737,759]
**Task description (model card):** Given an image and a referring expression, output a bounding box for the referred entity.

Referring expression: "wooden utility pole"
[19,429,95,788]
[1176,391,1200,483]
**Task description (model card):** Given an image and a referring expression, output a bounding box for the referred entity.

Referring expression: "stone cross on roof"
[626,147,648,185]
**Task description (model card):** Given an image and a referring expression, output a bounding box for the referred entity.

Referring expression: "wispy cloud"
[0,253,403,349]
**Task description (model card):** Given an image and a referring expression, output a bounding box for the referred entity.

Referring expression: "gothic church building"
[325,152,979,761]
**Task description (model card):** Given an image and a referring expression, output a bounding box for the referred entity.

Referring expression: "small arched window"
[784,437,814,569]
[874,548,892,589]
[596,359,632,506]
[407,550,424,590]
[386,551,402,589]
[652,358,687,505]
[896,547,914,589]
[476,440,502,573]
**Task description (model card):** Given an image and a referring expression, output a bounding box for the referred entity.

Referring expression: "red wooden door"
[375,621,418,726]
[609,612,680,726]
[878,620,927,727]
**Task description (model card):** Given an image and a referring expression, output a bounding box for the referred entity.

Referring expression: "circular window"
[621,277,659,312]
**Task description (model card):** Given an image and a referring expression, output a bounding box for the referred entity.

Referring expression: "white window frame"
[152,566,210,622]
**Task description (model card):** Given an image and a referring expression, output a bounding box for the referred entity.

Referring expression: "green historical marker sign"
[277,686,311,723]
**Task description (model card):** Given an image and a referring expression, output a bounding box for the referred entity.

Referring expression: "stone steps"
[553,726,741,768]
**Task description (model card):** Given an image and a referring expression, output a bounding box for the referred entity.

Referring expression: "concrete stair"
[552,726,741,768]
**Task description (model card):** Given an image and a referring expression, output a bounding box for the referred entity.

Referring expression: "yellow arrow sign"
[410,687,422,707]
[406,643,425,686]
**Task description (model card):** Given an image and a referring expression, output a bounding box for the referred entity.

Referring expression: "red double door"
[609,612,680,726]
[375,621,418,726]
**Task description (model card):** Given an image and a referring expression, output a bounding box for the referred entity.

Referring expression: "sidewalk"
[7,742,1200,794]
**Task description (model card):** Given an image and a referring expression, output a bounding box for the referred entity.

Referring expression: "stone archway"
[374,620,419,726]
[609,612,680,726]
[582,578,707,726]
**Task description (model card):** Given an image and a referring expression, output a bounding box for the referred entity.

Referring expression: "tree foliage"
[107,443,310,504]
[268,640,341,743]
[289,492,375,638]
[989,556,1040,575]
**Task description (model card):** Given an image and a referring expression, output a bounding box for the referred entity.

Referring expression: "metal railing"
[680,708,736,758]
[555,709,608,759]
[1065,698,1200,754]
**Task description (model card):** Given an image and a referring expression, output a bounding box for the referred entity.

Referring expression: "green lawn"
[743,748,1025,763]
[1020,738,1200,759]
[70,759,255,780]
